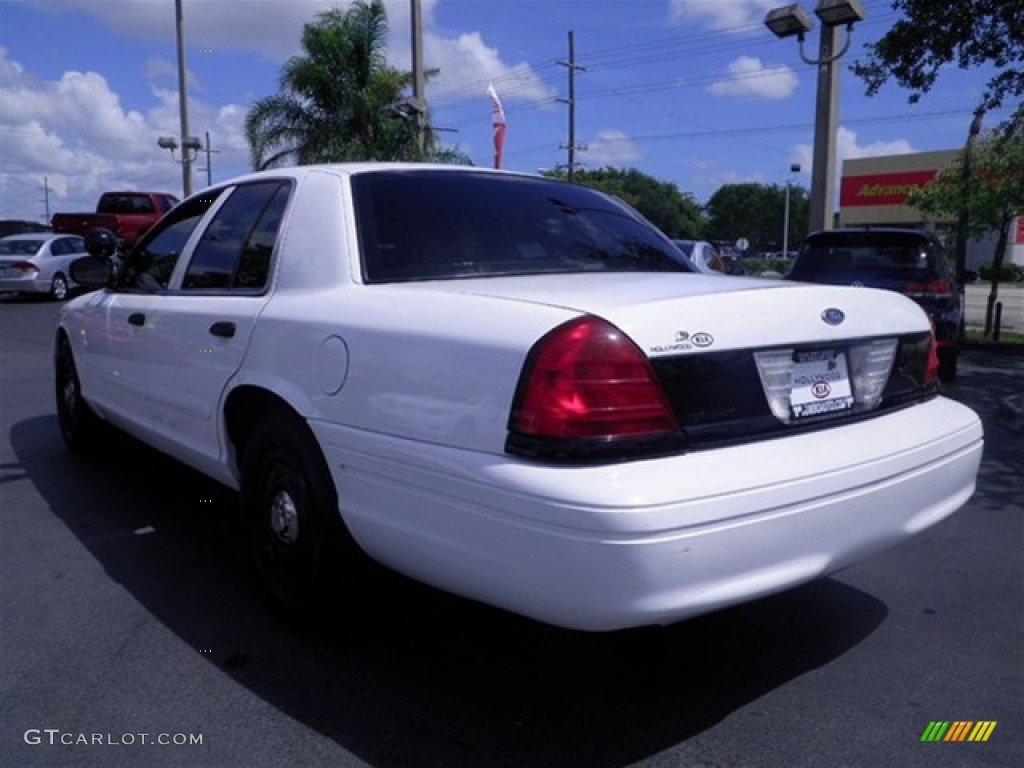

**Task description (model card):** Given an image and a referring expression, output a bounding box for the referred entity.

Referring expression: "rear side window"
[50,237,83,255]
[353,171,688,283]
[182,181,290,291]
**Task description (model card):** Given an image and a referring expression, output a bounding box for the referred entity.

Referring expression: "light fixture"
[814,0,866,27]
[764,1,866,231]
[764,4,814,39]
[157,136,178,150]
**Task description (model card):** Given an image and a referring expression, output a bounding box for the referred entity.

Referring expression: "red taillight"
[904,279,951,298]
[10,261,39,274]
[510,316,679,439]
[924,326,940,387]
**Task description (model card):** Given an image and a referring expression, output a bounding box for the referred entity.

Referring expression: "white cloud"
[584,130,643,167]
[0,47,250,220]
[708,56,798,100]
[421,31,554,106]
[793,126,916,176]
[11,0,347,59]
[669,0,779,31]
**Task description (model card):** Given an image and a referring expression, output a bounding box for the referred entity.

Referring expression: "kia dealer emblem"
[822,308,845,326]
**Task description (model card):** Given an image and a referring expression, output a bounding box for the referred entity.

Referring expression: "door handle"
[209,321,236,338]
[128,313,145,326]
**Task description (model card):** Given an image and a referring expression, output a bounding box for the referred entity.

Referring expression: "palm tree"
[245,1,458,169]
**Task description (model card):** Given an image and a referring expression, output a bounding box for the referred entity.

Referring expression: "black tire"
[241,413,362,624]
[55,337,105,452]
[50,273,69,301]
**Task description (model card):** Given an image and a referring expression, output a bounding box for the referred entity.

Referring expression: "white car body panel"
[311,396,980,630]
[56,164,984,631]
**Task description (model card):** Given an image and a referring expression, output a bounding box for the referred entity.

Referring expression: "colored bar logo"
[921,721,997,742]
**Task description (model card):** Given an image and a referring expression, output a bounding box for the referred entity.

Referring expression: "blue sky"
[0,0,1012,223]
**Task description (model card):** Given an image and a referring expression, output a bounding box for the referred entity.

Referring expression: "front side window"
[119,191,225,292]
[353,171,689,283]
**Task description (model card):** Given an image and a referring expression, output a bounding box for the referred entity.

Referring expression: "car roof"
[200,163,528,190]
[806,227,934,241]
[0,232,66,242]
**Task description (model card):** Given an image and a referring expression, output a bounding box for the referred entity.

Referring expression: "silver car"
[0,233,88,301]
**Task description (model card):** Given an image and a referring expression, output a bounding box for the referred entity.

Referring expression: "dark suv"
[787,228,967,381]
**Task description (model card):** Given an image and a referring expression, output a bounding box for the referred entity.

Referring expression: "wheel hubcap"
[269,489,299,545]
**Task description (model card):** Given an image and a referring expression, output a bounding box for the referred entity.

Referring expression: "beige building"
[838,150,1023,269]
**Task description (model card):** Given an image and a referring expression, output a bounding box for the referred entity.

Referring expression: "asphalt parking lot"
[1,296,1021,768]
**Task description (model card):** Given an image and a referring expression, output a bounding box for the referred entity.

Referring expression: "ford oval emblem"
[821,308,845,326]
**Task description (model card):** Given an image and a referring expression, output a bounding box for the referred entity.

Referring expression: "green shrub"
[978,262,1024,282]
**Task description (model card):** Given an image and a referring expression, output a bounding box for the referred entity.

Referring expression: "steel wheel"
[241,414,359,623]
[56,338,103,451]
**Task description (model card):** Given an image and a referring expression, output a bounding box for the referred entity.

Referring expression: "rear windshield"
[790,233,943,281]
[98,194,156,214]
[352,170,690,283]
[0,239,44,255]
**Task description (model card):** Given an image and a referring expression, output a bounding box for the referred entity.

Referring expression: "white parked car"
[0,232,87,300]
[56,165,983,631]
[672,239,724,274]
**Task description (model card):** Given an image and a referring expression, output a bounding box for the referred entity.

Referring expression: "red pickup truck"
[51,191,179,249]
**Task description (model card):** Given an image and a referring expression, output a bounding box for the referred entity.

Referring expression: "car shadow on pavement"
[941,349,1024,513]
[11,416,889,768]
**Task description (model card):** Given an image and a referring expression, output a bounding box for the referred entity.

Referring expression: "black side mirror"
[69,256,113,288]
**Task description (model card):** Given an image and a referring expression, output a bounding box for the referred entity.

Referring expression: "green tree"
[910,131,1024,338]
[853,1,1023,134]
[705,183,809,253]
[245,1,463,169]
[545,167,707,238]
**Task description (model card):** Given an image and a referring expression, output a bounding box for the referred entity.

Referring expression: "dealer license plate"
[790,349,853,420]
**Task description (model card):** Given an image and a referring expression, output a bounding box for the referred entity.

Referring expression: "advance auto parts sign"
[840,170,937,207]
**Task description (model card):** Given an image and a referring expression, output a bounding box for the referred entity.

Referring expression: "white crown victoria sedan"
[55,164,983,631]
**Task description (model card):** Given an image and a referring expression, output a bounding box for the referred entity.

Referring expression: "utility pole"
[174,0,194,197]
[195,130,221,187]
[410,0,426,154]
[40,177,52,225]
[557,30,586,182]
[955,109,985,278]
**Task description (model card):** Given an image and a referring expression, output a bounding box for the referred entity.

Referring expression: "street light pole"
[783,162,801,257]
[174,0,193,197]
[809,24,840,231]
[765,1,866,233]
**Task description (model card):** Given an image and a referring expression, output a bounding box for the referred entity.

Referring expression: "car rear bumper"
[312,397,982,631]
[0,276,47,293]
